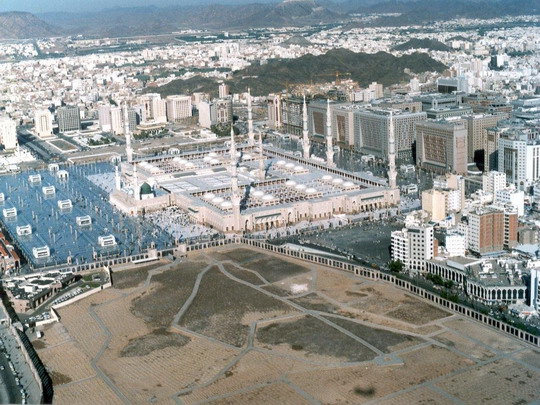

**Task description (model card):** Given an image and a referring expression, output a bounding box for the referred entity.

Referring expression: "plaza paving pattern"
[32,246,540,404]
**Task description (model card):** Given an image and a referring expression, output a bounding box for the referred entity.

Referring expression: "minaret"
[302,95,310,159]
[388,111,397,190]
[230,124,236,163]
[124,104,133,163]
[133,164,140,200]
[247,88,254,146]
[325,99,335,167]
[258,131,265,180]
[114,165,121,191]
[230,126,242,232]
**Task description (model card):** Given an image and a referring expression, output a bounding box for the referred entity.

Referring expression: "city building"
[391,222,434,273]
[98,104,112,132]
[415,120,468,175]
[138,93,167,124]
[467,207,506,254]
[0,116,18,151]
[425,105,473,120]
[57,105,81,133]
[355,108,427,159]
[218,83,230,99]
[426,257,527,305]
[464,114,506,165]
[498,132,540,188]
[483,171,507,195]
[34,109,54,139]
[199,98,232,128]
[166,95,192,122]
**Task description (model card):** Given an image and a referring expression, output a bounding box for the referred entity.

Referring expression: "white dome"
[212,197,224,204]
[210,158,220,165]
[185,162,195,168]
[173,157,182,162]
[285,180,297,187]
[253,190,265,197]
[262,194,274,201]
[208,152,217,157]
[285,163,295,169]
[294,165,304,172]
[221,201,232,208]
[204,193,215,200]
[243,154,252,160]
[178,159,188,165]
[276,160,286,166]
[322,175,333,181]
[295,184,307,190]
[343,181,354,188]
[203,156,212,162]
[332,178,344,185]
[306,188,317,194]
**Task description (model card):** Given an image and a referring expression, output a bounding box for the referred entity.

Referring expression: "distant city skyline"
[0,0,281,14]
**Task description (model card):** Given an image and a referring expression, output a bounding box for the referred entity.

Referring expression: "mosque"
[110,96,400,233]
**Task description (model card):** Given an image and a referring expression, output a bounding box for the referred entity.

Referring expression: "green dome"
[140,182,153,195]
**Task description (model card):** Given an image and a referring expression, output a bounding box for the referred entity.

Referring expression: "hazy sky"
[0,0,278,14]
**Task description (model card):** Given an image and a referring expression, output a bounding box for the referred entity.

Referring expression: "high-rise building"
[464,114,505,166]
[482,171,507,195]
[391,223,434,272]
[355,108,426,159]
[137,93,166,123]
[267,94,282,130]
[34,109,53,139]
[57,105,81,133]
[467,208,505,254]
[198,101,216,128]
[281,96,303,136]
[166,95,192,122]
[98,104,112,132]
[218,83,230,99]
[498,132,540,188]
[215,98,233,125]
[415,120,468,175]
[110,106,124,135]
[503,207,518,249]
[0,117,17,150]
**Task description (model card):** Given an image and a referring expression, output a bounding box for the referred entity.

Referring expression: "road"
[0,348,22,404]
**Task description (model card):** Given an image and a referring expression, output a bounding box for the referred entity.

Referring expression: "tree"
[389,260,404,273]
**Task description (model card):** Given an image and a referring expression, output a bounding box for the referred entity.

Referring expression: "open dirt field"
[30,246,540,404]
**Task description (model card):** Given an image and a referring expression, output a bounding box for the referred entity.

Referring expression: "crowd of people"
[145,207,218,242]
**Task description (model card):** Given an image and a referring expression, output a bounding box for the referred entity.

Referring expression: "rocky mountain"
[37,1,343,37]
[153,48,447,97]
[0,12,58,40]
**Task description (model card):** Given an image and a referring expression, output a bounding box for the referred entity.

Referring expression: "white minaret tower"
[124,104,133,163]
[258,131,265,180]
[325,99,335,167]
[114,165,121,191]
[302,95,310,159]
[230,126,242,232]
[133,164,140,200]
[247,88,254,146]
[388,111,397,190]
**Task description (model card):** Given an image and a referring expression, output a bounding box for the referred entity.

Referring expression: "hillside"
[0,12,58,40]
[360,0,540,26]
[152,48,447,97]
[38,1,342,37]
[393,38,451,52]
